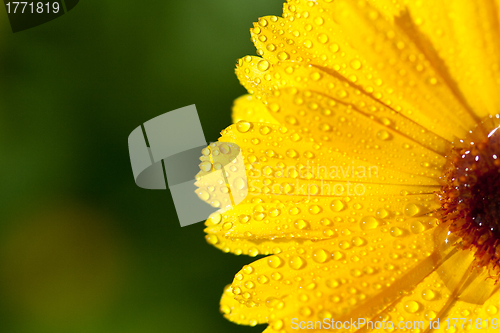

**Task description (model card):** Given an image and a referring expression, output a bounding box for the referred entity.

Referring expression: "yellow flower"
[201,0,500,331]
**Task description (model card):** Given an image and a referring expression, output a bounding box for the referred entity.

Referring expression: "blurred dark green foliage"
[0,1,282,332]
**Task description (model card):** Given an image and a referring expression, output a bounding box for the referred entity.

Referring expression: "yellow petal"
[235,56,452,150]
[206,176,440,255]
[220,284,268,326]
[223,226,450,331]
[251,1,480,135]
[367,249,499,333]
[402,0,500,119]
[219,122,441,186]
[268,88,446,178]
[232,94,280,125]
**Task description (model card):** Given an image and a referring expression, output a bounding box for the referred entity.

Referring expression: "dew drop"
[310,72,322,81]
[207,213,222,225]
[350,59,362,70]
[404,301,420,313]
[309,205,322,215]
[390,227,403,237]
[289,255,306,270]
[260,126,272,135]
[360,216,378,230]
[379,117,392,126]
[197,190,210,201]
[243,265,254,274]
[404,203,422,217]
[332,251,344,260]
[319,123,331,132]
[199,161,212,172]
[421,289,435,301]
[294,219,309,230]
[425,310,437,320]
[317,33,329,44]
[287,149,299,158]
[277,51,290,61]
[285,115,298,125]
[233,177,247,190]
[257,275,269,284]
[320,218,332,226]
[266,43,276,52]
[267,256,283,268]
[304,151,315,159]
[237,121,252,133]
[249,247,259,257]
[376,130,392,141]
[272,319,283,330]
[411,221,425,234]
[376,208,389,219]
[220,304,231,314]
[206,234,219,245]
[487,305,498,315]
[352,237,365,247]
[323,229,335,237]
[300,306,313,317]
[239,214,250,224]
[331,200,345,212]
[269,208,281,217]
[326,279,340,288]
[312,248,330,263]
[257,60,270,71]
[339,240,351,249]
[290,133,302,141]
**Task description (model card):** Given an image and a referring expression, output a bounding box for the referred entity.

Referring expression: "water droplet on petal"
[331,200,345,212]
[360,216,378,230]
[376,130,392,141]
[390,227,403,237]
[411,221,425,234]
[237,121,252,133]
[421,289,435,301]
[294,219,309,230]
[309,205,322,215]
[376,208,389,219]
[312,248,329,263]
[199,161,212,172]
[404,301,420,313]
[289,255,306,270]
[278,51,290,61]
[317,33,329,44]
[350,59,362,70]
[260,126,272,135]
[487,305,498,315]
[425,310,437,320]
[197,190,210,201]
[243,265,254,274]
[267,256,283,268]
[405,203,423,217]
[233,177,247,190]
[206,234,219,245]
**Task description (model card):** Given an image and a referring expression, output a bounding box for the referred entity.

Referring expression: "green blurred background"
[0,1,283,332]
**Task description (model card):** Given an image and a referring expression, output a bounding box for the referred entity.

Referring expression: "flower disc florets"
[439,115,500,274]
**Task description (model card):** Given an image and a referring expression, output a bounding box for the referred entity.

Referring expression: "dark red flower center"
[438,115,500,273]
